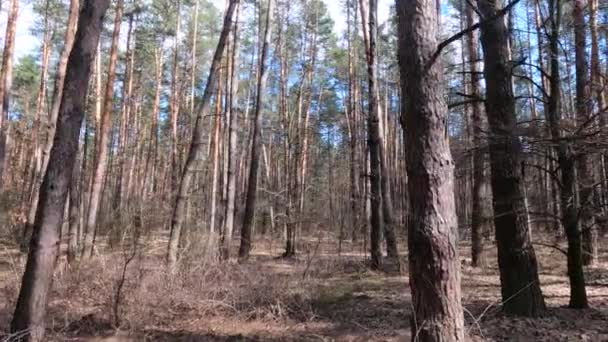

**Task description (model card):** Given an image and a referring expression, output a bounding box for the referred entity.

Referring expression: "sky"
[13,0,395,59]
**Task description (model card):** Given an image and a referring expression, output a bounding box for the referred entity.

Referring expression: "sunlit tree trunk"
[0,0,19,190]
[83,0,124,258]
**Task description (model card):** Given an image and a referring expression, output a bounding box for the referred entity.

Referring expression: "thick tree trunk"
[10,1,110,339]
[167,0,239,269]
[396,0,465,340]
[0,0,19,190]
[477,0,545,317]
[239,0,273,261]
[82,0,124,258]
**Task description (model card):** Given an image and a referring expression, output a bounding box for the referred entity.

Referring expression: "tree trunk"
[396,0,465,340]
[239,0,273,261]
[477,0,545,317]
[220,5,241,261]
[167,0,240,269]
[169,0,182,201]
[573,0,598,266]
[465,2,492,268]
[82,0,124,258]
[546,0,588,308]
[365,0,383,269]
[0,0,19,190]
[10,1,111,339]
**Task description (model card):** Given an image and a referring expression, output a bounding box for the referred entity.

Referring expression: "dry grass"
[0,234,607,341]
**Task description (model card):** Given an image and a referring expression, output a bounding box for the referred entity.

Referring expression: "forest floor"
[0,233,607,341]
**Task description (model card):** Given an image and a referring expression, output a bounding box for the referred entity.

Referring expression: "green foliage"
[12,55,41,118]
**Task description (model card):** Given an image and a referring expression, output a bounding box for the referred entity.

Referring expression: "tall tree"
[238,0,274,261]
[82,0,124,257]
[396,0,465,340]
[465,1,492,268]
[573,0,598,266]
[545,0,588,308]
[364,0,384,269]
[25,0,80,247]
[0,0,19,190]
[477,0,546,316]
[10,1,111,339]
[220,3,241,260]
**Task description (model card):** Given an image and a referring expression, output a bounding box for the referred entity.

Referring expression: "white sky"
[13,0,394,58]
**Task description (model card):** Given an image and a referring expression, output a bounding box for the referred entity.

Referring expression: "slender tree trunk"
[10,2,110,339]
[545,0,588,308]
[466,3,492,268]
[0,0,19,190]
[22,3,52,249]
[396,0,465,339]
[239,0,273,261]
[25,0,79,245]
[167,0,240,269]
[115,15,135,211]
[169,0,182,201]
[477,0,546,317]
[573,0,598,266]
[220,4,241,260]
[83,0,124,258]
[68,141,84,264]
[142,48,163,201]
[365,0,383,269]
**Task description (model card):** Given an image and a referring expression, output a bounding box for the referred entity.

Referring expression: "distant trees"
[167,0,240,269]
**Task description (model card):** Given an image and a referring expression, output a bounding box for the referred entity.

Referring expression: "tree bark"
[477,0,546,317]
[10,1,111,339]
[396,0,465,340]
